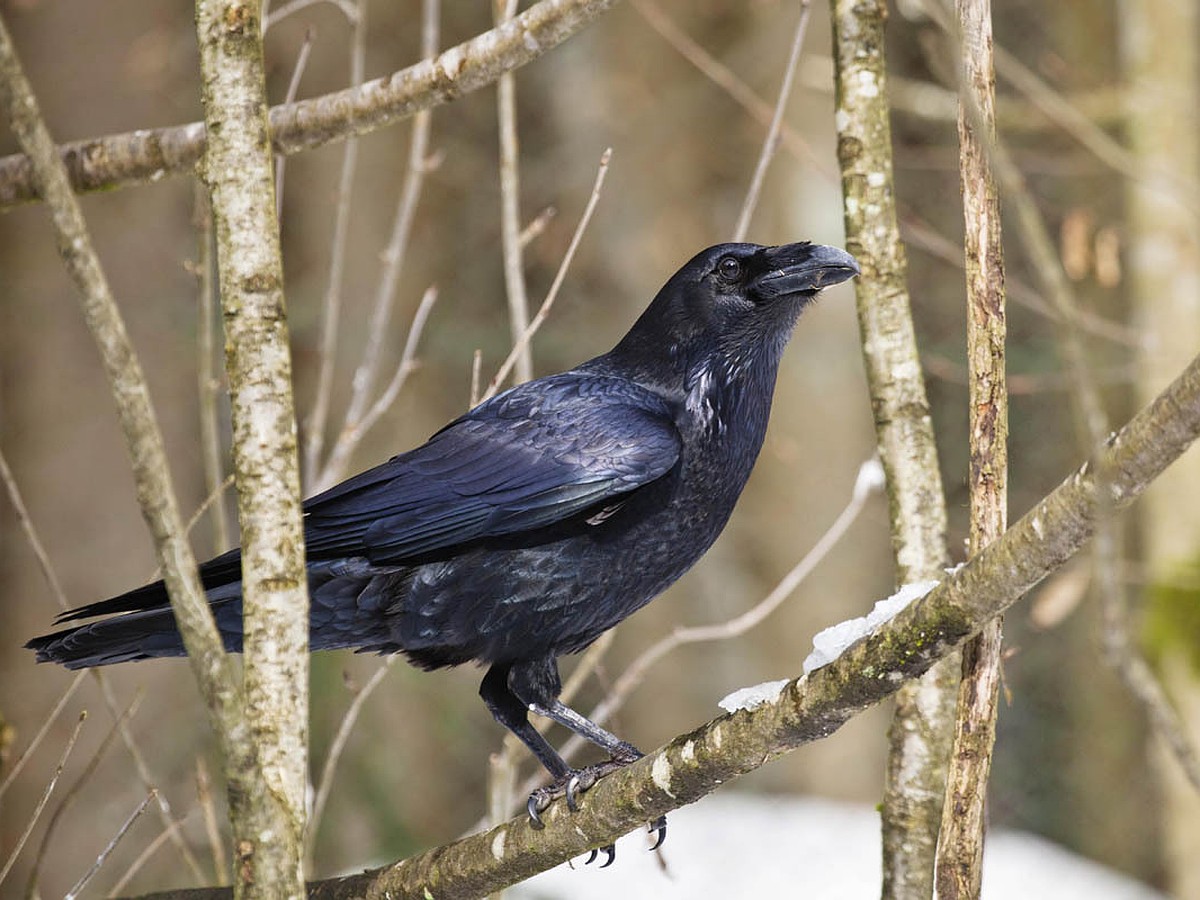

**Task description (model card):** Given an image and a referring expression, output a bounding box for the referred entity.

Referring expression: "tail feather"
[27,599,245,669]
[28,608,191,669]
[54,548,245,624]
[27,558,405,669]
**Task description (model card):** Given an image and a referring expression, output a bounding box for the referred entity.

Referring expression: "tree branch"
[830,2,956,895]
[129,346,1200,900]
[0,0,621,210]
[494,0,534,386]
[195,0,308,895]
[936,0,1007,895]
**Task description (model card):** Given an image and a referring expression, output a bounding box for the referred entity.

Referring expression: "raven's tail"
[25,600,244,669]
[27,559,409,669]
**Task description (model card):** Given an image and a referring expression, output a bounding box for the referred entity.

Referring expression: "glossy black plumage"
[27,240,858,840]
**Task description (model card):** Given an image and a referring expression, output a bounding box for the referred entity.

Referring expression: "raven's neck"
[591,327,793,483]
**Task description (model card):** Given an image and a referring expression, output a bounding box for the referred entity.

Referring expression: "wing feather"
[303,374,681,564]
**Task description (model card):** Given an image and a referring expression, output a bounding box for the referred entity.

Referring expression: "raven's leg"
[508,658,642,764]
[480,662,571,780]
[501,657,667,859]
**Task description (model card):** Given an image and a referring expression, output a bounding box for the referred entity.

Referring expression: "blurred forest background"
[1,0,1197,896]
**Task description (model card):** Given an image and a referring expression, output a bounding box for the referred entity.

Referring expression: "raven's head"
[606,241,859,390]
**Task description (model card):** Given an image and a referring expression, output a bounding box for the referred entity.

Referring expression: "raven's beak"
[757,243,860,296]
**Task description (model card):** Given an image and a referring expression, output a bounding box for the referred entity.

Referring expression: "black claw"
[564,769,598,812]
[525,759,630,844]
[598,844,616,868]
[648,815,668,851]
[585,848,598,865]
[565,774,582,812]
[526,793,547,830]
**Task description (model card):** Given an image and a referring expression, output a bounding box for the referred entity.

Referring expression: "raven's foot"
[525,753,668,866]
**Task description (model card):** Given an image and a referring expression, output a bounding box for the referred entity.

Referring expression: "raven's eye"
[717,256,742,280]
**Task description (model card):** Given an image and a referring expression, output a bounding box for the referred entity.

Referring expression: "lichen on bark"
[830,2,957,895]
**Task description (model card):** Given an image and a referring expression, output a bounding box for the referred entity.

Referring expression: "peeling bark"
[936,1,1007,897]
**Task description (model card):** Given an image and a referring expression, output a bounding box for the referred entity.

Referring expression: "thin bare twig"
[900,210,1141,348]
[0,711,87,891]
[518,206,556,249]
[195,757,227,884]
[0,447,70,607]
[482,148,613,403]
[193,185,230,552]
[0,671,85,804]
[275,27,317,220]
[181,475,237,550]
[265,0,359,29]
[109,807,201,897]
[314,0,439,492]
[26,690,143,896]
[353,285,440,442]
[470,349,484,409]
[305,657,397,868]
[303,0,367,487]
[64,789,156,900]
[630,0,827,174]
[495,0,534,386]
[732,0,811,241]
[924,354,1137,394]
[100,678,208,882]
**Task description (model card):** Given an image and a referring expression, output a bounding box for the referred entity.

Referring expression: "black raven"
[28,240,858,856]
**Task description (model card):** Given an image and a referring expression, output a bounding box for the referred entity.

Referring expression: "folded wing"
[55,373,681,623]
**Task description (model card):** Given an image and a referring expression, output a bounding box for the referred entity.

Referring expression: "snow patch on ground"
[717,679,791,713]
[512,794,1164,900]
[803,580,939,674]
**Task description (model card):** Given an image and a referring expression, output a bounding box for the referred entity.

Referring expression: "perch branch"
[130,344,1200,900]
